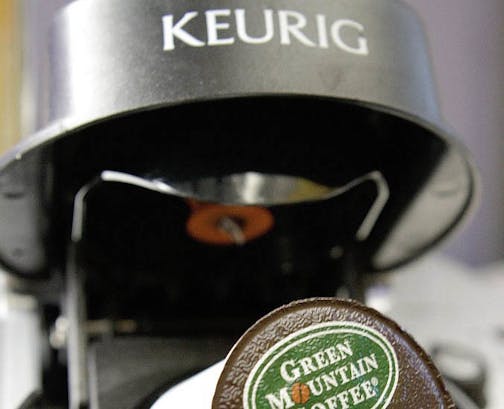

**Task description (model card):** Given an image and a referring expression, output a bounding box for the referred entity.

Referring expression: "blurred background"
[0,1,503,408]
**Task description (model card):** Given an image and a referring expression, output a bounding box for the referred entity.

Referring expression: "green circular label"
[243,322,399,409]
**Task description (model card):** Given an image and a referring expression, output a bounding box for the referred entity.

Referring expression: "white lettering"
[163,10,370,56]
[349,384,365,404]
[300,357,318,375]
[361,380,377,399]
[265,387,295,409]
[316,14,329,48]
[337,340,353,358]
[280,359,301,383]
[325,396,339,409]
[307,378,325,396]
[325,347,341,364]
[235,9,275,44]
[162,13,205,51]
[206,9,234,46]
[321,372,339,390]
[364,354,379,372]
[313,351,329,369]
[349,362,362,380]
[337,390,351,409]
[278,10,316,47]
[335,366,350,384]
[331,19,369,55]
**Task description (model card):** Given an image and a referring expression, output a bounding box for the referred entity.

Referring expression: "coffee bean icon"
[291,382,310,404]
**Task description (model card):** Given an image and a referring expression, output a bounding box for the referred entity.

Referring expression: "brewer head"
[0,0,476,279]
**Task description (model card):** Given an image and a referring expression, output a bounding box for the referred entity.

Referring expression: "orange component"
[186,201,274,246]
[291,382,311,404]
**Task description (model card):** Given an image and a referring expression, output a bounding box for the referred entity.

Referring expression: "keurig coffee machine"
[0,0,479,408]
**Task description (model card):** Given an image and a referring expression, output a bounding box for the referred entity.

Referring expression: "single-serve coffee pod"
[213,298,455,408]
